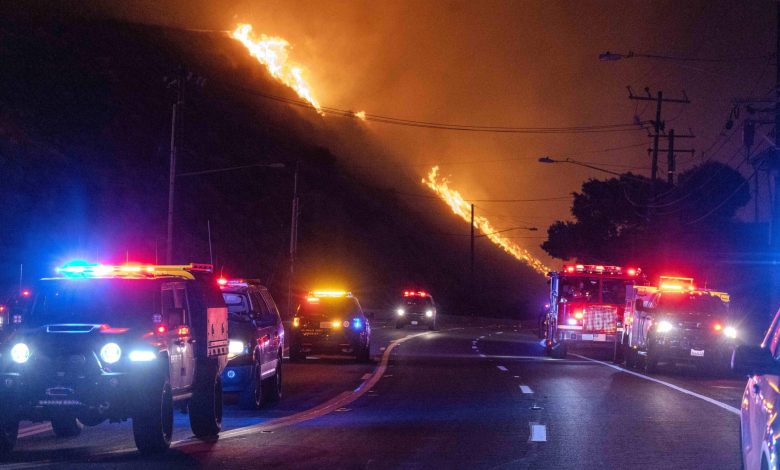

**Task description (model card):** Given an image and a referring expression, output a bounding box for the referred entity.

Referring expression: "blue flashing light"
[352,318,363,330]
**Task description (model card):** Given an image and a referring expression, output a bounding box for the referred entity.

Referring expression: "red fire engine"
[545,264,642,359]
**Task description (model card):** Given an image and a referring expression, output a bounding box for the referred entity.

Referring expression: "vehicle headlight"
[100,343,122,364]
[128,350,157,362]
[724,326,738,339]
[656,320,674,333]
[396,308,405,316]
[425,310,433,318]
[10,343,30,364]
[228,340,246,356]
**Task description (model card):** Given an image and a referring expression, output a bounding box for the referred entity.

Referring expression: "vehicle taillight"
[293,317,300,328]
[156,325,167,334]
[713,323,723,332]
[574,310,584,320]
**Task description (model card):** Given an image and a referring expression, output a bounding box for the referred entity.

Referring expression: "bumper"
[397,313,434,325]
[293,330,365,355]
[652,341,735,363]
[558,326,622,346]
[221,363,252,393]
[0,370,142,421]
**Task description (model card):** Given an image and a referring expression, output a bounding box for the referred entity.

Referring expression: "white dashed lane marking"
[530,424,547,442]
[497,365,508,372]
[520,385,534,394]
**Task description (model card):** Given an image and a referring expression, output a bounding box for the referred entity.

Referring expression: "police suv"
[395,290,437,330]
[219,278,284,409]
[290,291,371,362]
[0,262,228,457]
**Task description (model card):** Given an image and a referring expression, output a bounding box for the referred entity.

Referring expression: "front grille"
[583,305,618,333]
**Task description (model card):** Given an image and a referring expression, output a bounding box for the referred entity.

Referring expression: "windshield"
[298,298,361,319]
[560,277,599,303]
[29,279,159,328]
[559,277,629,304]
[658,293,729,315]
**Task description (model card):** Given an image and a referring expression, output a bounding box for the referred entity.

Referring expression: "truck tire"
[132,377,173,454]
[0,412,19,460]
[428,319,437,331]
[238,364,262,410]
[51,415,83,438]
[645,349,659,373]
[624,344,636,369]
[189,361,223,438]
[395,321,404,329]
[262,354,283,404]
[550,341,567,359]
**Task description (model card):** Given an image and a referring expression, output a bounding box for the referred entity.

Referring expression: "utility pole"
[165,67,185,264]
[628,87,690,184]
[652,128,695,185]
[667,129,675,184]
[470,204,475,278]
[288,161,300,317]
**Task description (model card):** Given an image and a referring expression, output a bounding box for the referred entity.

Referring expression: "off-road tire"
[51,415,83,438]
[238,364,262,410]
[132,377,173,454]
[189,361,223,438]
[550,341,567,359]
[428,319,437,331]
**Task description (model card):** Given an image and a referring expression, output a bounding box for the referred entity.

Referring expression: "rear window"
[298,298,361,318]
[222,292,251,321]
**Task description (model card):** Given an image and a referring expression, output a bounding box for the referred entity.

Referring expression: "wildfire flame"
[422,166,549,275]
[231,24,321,112]
[354,110,367,120]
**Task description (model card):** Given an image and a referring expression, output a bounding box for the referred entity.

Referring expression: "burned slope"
[0,17,545,317]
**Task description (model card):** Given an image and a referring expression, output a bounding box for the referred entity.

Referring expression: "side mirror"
[732,344,780,376]
[165,308,185,327]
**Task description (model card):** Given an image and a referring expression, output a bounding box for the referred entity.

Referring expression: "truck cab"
[545,264,642,358]
[624,276,736,373]
[0,262,228,457]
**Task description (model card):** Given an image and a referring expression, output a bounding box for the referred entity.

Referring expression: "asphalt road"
[1,317,745,469]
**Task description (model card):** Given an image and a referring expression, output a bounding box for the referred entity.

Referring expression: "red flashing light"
[0,305,5,312]
[713,323,723,332]
[217,278,228,286]
[566,266,575,273]
[574,310,584,320]
[627,268,637,276]
[156,325,167,334]
[21,290,30,297]
[403,290,429,297]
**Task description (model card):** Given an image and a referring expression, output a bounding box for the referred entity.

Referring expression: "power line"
[227,83,651,134]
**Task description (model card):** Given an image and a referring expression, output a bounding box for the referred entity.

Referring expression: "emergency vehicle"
[545,264,642,359]
[219,278,284,409]
[0,262,228,457]
[623,276,735,373]
[395,290,437,330]
[290,291,371,362]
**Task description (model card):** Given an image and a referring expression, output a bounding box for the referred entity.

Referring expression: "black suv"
[395,291,437,330]
[290,292,371,362]
[0,263,228,457]
[219,279,284,409]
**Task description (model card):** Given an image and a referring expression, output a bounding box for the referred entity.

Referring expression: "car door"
[249,289,277,380]
[745,309,780,468]
[161,282,194,391]
[259,289,283,356]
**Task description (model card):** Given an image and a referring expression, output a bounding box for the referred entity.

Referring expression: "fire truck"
[545,264,642,359]
[623,276,735,373]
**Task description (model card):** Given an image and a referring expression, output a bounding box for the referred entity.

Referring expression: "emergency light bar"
[57,262,213,279]
[560,265,639,276]
[217,278,248,288]
[310,291,351,298]
[658,276,694,291]
[403,290,429,297]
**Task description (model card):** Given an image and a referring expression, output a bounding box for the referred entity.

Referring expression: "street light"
[538,156,623,177]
